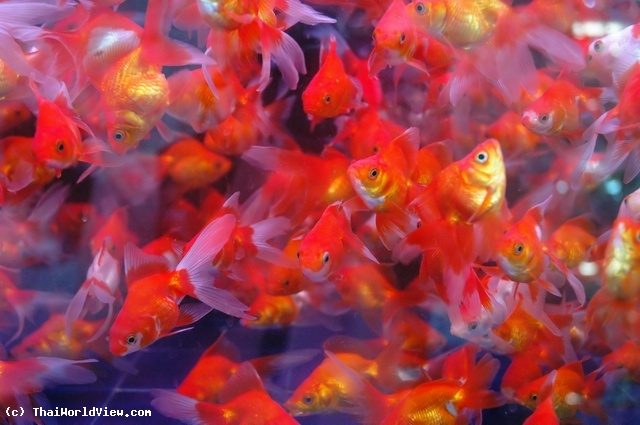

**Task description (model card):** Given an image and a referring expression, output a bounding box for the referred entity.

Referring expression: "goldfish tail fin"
[151,390,211,424]
[258,22,306,91]
[459,353,505,410]
[544,248,586,305]
[278,0,337,27]
[176,214,252,319]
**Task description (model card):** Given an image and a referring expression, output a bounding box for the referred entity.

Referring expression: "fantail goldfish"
[108,214,251,356]
[297,202,378,282]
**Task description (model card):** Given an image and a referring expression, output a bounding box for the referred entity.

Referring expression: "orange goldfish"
[108,214,250,356]
[368,0,428,75]
[11,314,107,360]
[514,361,606,422]
[601,216,640,300]
[265,236,312,296]
[522,396,560,425]
[89,207,139,262]
[159,138,232,191]
[297,202,378,282]
[166,66,243,134]
[601,340,640,383]
[302,36,361,129]
[484,110,541,157]
[496,198,586,304]
[347,127,421,249]
[380,345,504,424]
[546,215,597,269]
[153,362,299,424]
[406,0,509,49]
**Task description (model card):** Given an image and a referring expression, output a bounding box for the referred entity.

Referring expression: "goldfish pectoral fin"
[218,362,265,404]
[536,277,562,298]
[544,249,586,305]
[176,302,214,328]
[342,229,378,264]
[64,285,91,339]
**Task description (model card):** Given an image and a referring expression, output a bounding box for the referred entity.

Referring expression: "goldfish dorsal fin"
[124,242,171,286]
[219,362,265,404]
[392,127,420,170]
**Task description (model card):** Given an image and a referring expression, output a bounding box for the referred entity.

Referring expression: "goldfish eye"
[593,40,603,52]
[540,114,549,123]
[415,2,426,14]
[475,151,488,163]
[322,251,330,264]
[369,168,379,179]
[399,33,406,45]
[303,394,315,405]
[323,94,331,104]
[126,335,137,345]
[514,243,524,255]
[113,129,126,142]
[468,321,478,331]
[55,140,65,152]
[529,393,538,401]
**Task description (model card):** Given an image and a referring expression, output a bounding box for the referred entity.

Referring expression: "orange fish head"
[497,233,538,283]
[302,80,353,122]
[284,381,334,416]
[107,111,147,154]
[371,0,418,67]
[297,241,337,283]
[459,138,505,188]
[348,157,393,211]
[108,314,157,356]
[32,134,80,170]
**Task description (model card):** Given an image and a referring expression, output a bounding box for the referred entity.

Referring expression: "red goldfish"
[601,216,640,300]
[297,202,378,282]
[152,362,299,424]
[108,214,251,356]
[302,36,361,129]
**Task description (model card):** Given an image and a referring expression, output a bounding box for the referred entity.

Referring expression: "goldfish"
[496,197,586,304]
[176,333,314,403]
[347,127,421,249]
[368,0,428,75]
[601,216,640,300]
[159,138,232,191]
[380,345,505,424]
[545,215,597,269]
[406,0,509,49]
[302,36,361,129]
[586,22,640,94]
[297,202,378,282]
[202,0,335,92]
[601,340,640,383]
[484,110,541,157]
[108,214,251,356]
[11,314,107,360]
[152,362,299,424]
[514,361,606,422]
[89,207,139,262]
